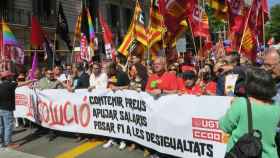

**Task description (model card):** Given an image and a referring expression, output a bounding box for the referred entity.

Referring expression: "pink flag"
[80,33,89,61]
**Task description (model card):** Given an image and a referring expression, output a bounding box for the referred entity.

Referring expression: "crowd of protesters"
[0,46,280,158]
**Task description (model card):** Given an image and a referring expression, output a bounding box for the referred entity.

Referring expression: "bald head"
[264,48,280,78]
[265,48,280,61]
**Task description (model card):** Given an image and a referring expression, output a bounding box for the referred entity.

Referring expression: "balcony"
[1,8,56,27]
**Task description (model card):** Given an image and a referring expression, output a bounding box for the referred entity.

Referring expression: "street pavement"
[0,126,146,158]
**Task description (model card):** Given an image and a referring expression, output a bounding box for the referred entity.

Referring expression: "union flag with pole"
[187,3,210,38]
[99,11,116,59]
[118,0,147,57]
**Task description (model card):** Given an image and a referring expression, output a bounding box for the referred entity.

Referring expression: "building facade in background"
[0,0,149,65]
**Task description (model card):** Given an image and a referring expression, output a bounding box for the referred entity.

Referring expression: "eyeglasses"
[263,62,278,70]
[46,72,54,75]
[153,62,162,66]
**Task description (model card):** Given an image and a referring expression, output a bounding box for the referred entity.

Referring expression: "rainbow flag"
[87,8,95,49]
[2,21,17,45]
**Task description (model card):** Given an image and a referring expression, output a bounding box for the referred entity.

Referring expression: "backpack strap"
[246,97,253,134]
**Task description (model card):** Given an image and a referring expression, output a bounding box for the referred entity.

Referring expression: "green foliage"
[266,4,280,42]
[205,5,227,42]
[205,6,225,32]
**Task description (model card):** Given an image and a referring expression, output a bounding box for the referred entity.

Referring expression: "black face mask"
[203,73,212,81]
[17,78,25,82]
[185,81,195,88]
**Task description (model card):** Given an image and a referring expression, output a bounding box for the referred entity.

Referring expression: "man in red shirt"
[179,65,216,95]
[146,57,178,95]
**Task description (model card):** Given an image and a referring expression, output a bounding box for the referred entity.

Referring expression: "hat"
[181,65,195,73]
[0,71,15,79]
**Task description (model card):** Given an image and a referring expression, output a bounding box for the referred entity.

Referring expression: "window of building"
[111,4,120,27]
[0,0,9,20]
[32,0,53,17]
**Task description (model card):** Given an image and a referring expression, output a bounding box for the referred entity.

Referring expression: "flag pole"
[53,32,57,68]
[238,1,254,54]
[223,24,226,41]
[124,0,139,72]
[262,8,265,53]
[199,0,205,51]
[1,18,3,71]
[147,0,153,65]
[187,19,198,56]
[1,19,7,71]
[71,31,76,63]
[157,0,166,56]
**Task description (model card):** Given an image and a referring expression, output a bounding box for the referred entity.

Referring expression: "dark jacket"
[216,66,247,96]
[0,80,17,111]
[75,72,90,89]
[115,70,130,87]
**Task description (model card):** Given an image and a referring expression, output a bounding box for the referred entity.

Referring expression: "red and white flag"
[80,33,89,61]
[188,4,210,38]
[99,12,115,59]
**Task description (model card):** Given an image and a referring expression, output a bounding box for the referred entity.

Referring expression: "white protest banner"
[15,87,232,158]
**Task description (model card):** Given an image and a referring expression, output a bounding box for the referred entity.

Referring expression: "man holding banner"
[0,71,33,149]
[146,57,179,96]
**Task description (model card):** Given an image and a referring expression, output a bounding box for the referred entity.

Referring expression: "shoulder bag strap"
[246,97,253,134]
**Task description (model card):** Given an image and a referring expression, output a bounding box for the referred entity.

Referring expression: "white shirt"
[57,74,67,82]
[89,73,108,89]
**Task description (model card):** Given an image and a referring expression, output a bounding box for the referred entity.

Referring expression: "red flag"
[240,0,262,60]
[158,0,165,15]
[30,16,44,49]
[228,0,246,50]
[99,12,113,44]
[99,12,115,59]
[231,15,245,33]
[261,0,269,16]
[256,0,269,45]
[188,4,210,38]
[228,0,245,32]
[159,0,194,34]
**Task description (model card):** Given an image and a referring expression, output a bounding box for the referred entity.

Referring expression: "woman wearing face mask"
[16,72,26,84]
